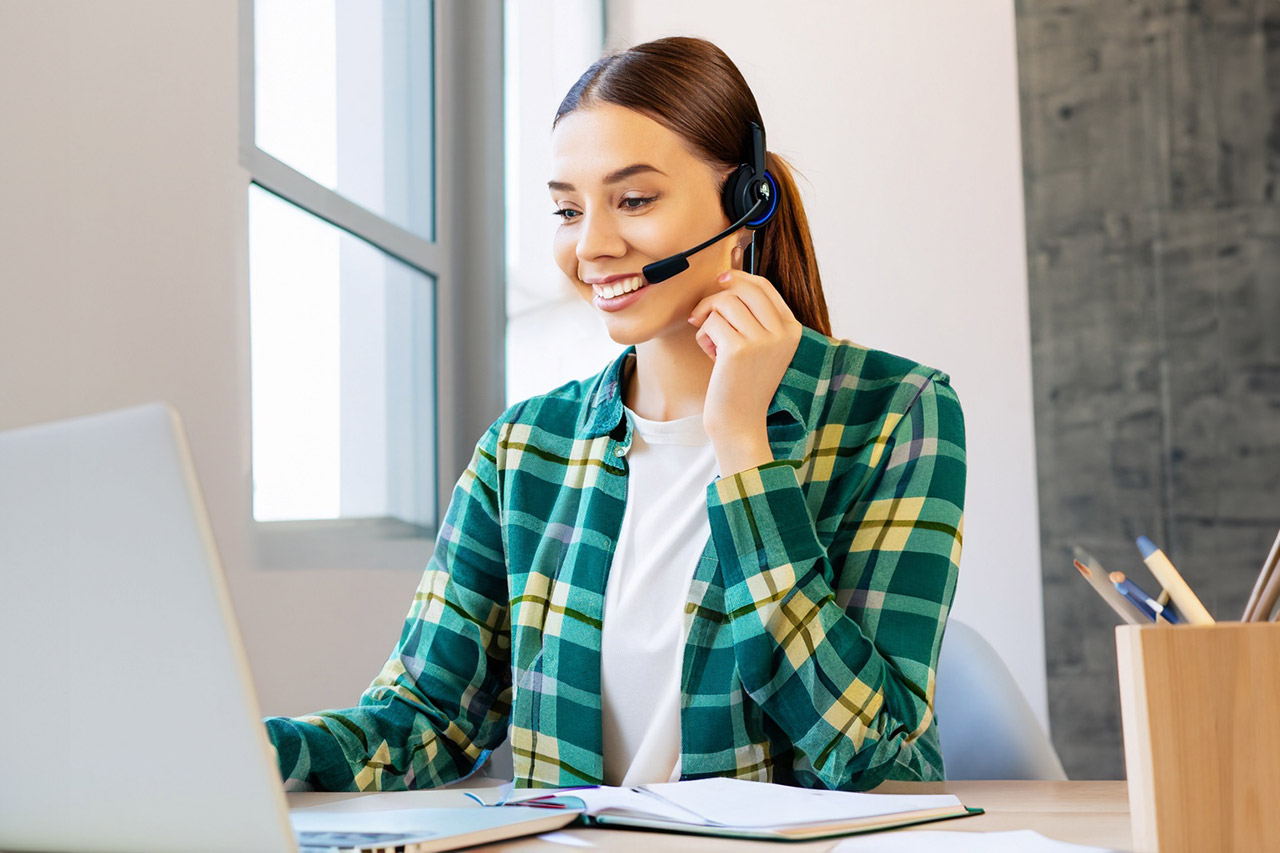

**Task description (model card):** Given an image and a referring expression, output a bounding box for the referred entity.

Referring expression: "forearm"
[265,654,511,791]
[266,418,515,792]
[719,556,947,788]
[708,458,960,790]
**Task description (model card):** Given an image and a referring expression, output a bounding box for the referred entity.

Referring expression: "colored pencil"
[1249,547,1280,622]
[1071,547,1147,625]
[1136,536,1214,625]
[1242,527,1280,621]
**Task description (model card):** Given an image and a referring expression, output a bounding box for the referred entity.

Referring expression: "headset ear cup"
[721,163,756,223]
[746,171,779,229]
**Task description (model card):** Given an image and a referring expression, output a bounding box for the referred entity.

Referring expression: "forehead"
[549,103,710,186]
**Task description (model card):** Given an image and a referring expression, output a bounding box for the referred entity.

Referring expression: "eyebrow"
[547,163,667,192]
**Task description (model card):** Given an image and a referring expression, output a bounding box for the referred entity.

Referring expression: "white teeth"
[594,275,645,299]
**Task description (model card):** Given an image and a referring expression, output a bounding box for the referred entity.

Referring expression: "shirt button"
[615,445,629,457]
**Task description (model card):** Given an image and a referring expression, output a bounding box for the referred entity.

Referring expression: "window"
[248,186,435,528]
[240,0,504,569]
[503,0,613,406]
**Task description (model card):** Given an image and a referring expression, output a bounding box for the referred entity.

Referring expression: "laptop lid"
[0,403,297,853]
[0,403,580,853]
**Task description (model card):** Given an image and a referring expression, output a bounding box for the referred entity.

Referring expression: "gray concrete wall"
[1017,0,1280,778]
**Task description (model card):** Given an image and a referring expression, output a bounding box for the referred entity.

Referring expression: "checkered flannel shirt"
[266,326,967,792]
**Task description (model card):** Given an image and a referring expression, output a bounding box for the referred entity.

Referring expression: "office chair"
[933,619,1068,780]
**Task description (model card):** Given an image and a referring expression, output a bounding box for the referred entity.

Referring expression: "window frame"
[237,0,505,571]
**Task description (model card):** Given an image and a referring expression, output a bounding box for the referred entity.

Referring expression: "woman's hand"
[688,251,804,477]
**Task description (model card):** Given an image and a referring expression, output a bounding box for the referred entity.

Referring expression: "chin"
[599,314,690,348]
[600,321,649,347]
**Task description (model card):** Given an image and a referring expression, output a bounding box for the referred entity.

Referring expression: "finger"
[691,266,795,327]
[694,325,717,361]
[691,281,783,334]
[702,292,768,339]
[696,309,741,356]
[721,268,794,322]
[695,308,736,360]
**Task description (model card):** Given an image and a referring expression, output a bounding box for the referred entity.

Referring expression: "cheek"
[552,229,579,281]
[630,218,683,261]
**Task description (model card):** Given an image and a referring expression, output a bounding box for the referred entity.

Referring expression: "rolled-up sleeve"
[265,420,513,791]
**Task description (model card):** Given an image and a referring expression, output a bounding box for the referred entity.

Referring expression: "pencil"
[1071,547,1148,625]
[1136,536,1214,625]
[1242,527,1280,621]
[1250,549,1280,622]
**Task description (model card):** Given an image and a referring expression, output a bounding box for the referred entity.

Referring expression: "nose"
[575,208,626,266]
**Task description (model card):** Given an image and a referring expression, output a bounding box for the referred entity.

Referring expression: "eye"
[621,195,657,211]
[552,207,581,221]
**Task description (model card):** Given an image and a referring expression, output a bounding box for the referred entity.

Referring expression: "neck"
[623,328,713,421]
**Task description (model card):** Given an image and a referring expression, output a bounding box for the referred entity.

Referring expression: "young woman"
[267,36,966,793]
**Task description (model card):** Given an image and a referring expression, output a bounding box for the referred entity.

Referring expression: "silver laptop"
[0,403,575,853]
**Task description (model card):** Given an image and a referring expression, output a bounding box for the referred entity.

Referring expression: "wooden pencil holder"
[1116,623,1280,852]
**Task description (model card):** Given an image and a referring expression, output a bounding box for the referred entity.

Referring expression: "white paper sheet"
[832,829,1118,852]
[643,777,964,829]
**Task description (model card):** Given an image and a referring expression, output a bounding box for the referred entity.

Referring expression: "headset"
[641,121,779,284]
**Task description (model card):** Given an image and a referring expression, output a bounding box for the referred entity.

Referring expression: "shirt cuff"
[708,460,825,579]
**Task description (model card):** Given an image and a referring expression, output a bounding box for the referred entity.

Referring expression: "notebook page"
[642,777,964,829]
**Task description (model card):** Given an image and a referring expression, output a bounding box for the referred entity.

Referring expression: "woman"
[267,36,966,793]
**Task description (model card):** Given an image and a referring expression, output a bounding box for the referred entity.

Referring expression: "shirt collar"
[575,326,832,440]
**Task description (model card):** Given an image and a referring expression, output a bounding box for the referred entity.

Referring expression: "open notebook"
[504,777,982,841]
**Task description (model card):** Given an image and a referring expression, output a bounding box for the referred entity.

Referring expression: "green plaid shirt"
[267,326,966,792]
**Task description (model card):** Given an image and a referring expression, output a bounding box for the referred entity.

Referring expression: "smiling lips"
[592,274,647,300]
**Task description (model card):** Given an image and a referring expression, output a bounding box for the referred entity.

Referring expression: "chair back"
[934,619,1068,780]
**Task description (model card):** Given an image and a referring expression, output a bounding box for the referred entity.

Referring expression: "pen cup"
[1116,623,1280,852]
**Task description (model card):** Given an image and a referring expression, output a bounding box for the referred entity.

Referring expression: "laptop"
[0,403,577,853]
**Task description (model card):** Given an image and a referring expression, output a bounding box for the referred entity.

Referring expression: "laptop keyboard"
[297,829,441,853]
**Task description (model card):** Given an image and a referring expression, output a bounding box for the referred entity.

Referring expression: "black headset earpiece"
[720,121,778,230]
[640,120,779,283]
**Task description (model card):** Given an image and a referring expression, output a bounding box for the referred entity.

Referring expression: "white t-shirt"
[599,404,720,787]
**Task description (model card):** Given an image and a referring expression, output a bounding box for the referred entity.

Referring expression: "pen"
[1136,536,1215,625]
[1110,571,1180,624]
[1108,572,1157,622]
[499,785,599,809]
[510,799,572,810]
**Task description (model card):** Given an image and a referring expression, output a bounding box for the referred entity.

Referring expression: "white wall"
[513,0,1050,730]
[0,1,417,717]
[503,0,624,400]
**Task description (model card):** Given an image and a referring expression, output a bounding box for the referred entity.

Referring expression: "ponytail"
[759,152,829,336]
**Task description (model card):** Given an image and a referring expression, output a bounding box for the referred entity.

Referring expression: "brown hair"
[555,37,831,336]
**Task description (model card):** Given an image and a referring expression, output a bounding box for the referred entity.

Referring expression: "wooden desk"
[288,780,1132,851]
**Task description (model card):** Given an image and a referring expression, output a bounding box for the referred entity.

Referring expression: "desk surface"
[288,780,1132,851]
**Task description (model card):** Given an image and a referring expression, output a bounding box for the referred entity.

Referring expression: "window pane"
[254,0,434,241]
[503,0,614,404]
[249,185,436,528]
